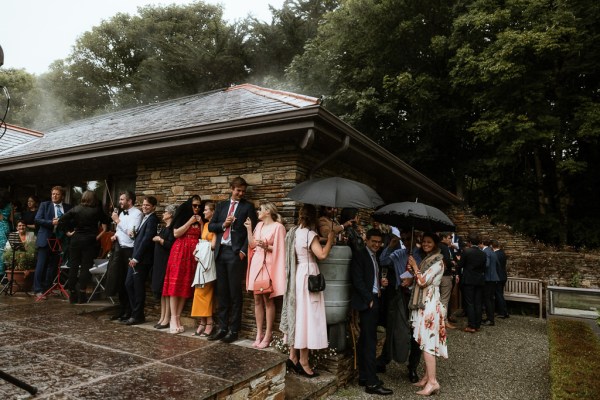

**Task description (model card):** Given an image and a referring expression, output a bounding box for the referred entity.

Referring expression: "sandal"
[200,323,213,337]
[194,323,206,336]
[257,335,272,349]
[252,334,264,348]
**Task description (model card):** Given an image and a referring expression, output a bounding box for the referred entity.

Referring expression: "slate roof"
[0,124,43,154]
[0,84,320,159]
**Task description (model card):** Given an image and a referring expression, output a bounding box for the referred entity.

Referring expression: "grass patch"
[548,319,600,399]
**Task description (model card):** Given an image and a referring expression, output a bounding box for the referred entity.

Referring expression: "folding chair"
[88,258,113,304]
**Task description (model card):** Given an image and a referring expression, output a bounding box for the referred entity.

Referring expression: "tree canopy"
[2,0,599,247]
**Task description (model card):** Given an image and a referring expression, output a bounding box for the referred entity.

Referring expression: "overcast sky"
[1,0,284,75]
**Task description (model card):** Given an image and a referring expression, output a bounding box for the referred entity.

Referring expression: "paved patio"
[0,294,286,399]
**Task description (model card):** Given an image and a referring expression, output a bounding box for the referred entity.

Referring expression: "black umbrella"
[287,177,384,209]
[373,201,455,232]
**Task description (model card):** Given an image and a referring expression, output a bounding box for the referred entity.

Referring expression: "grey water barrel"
[318,245,352,325]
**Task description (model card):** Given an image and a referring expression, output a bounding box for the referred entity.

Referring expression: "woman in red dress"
[162,195,202,334]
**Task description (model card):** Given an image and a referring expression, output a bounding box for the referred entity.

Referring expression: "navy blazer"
[459,245,486,286]
[351,247,378,311]
[495,249,508,282]
[34,201,72,248]
[131,213,158,265]
[208,198,257,258]
[483,246,500,282]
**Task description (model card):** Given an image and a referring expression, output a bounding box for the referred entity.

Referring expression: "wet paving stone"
[0,328,55,347]
[62,364,231,400]
[164,342,286,383]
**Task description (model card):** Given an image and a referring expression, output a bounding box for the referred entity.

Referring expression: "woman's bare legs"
[253,294,265,347]
[257,295,275,348]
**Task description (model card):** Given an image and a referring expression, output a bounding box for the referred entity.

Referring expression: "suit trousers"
[106,242,132,316]
[215,246,244,333]
[495,280,508,316]
[33,245,60,294]
[358,294,381,386]
[125,262,150,320]
[462,284,483,329]
[483,281,497,322]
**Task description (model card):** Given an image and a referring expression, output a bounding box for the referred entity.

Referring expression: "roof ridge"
[227,83,321,107]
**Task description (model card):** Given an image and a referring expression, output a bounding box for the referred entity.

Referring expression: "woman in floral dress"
[407,232,447,396]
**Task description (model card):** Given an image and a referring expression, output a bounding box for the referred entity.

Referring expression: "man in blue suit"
[208,177,257,343]
[480,238,500,326]
[33,186,72,299]
[124,196,158,325]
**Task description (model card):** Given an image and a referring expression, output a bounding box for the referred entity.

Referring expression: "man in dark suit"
[492,239,509,318]
[124,196,158,325]
[33,186,72,299]
[208,177,257,343]
[351,228,393,396]
[458,233,487,333]
[480,238,500,326]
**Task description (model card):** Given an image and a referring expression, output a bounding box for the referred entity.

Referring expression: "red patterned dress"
[162,224,201,298]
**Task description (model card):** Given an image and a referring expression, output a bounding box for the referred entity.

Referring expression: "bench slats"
[504,277,543,319]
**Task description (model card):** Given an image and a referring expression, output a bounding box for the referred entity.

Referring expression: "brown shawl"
[409,249,443,310]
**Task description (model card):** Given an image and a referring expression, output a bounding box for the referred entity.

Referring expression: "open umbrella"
[373,201,455,232]
[287,177,384,209]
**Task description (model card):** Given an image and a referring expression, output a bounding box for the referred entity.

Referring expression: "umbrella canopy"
[373,201,455,232]
[287,177,384,209]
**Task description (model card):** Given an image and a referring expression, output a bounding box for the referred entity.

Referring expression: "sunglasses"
[192,204,200,208]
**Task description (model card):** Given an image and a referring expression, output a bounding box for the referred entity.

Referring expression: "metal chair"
[88,259,113,303]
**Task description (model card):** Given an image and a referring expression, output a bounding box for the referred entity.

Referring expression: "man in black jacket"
[458,233,487,333]
[351,229,393,396]
[492,239,509,318]
[124,196,158,325]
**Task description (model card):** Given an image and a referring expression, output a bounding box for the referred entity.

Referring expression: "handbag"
[308,273,326,292]
[306,233,326,292]
[254,253,273,294]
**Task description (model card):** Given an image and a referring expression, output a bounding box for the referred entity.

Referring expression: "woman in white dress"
[288,204,334,378]
[407,232,448,396]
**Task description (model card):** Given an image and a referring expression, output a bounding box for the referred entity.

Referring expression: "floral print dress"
[410,259,448,358]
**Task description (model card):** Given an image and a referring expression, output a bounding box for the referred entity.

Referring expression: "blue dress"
[0,203,12,274]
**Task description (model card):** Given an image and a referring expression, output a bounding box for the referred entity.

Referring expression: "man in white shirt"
[106,191,142,321]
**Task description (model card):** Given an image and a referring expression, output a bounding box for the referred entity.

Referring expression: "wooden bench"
[504,277,544,319]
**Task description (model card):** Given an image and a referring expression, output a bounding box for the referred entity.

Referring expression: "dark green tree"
[0,68,37,127]
[449,0,600,246]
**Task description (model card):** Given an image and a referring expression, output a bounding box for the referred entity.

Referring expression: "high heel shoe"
[200,323,213,337]
[413,378,428,388]
[285,359,301,374]
[194,323,206,336]
[256,335,272,349]
[298,363,319,378]
[252,334,264,348]
[416,382,440,396]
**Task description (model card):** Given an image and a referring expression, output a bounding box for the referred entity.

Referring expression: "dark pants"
[67,235,98,292]
[408,337,422,372]
[495,280,508,316]
[215,246,244,333]
[106,242,132,316]
[125,262,150,320]
[462,284,483,329]
[33,244,60,294]
[358,294,380,386]
[483,281,497,323]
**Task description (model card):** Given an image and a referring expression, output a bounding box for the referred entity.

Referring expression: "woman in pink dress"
[244,201,286,348]
[162,195,202,334]
[288,204,334,378]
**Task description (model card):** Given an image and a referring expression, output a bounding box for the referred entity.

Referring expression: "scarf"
[409,249,443,310]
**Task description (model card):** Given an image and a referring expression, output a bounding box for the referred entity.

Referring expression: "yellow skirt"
[190,282,215,317]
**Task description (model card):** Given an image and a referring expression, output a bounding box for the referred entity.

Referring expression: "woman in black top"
[21,195,40,234]
[59,190,110,303]
[151,204,176,329]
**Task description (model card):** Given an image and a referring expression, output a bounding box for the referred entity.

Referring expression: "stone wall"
[447,205,600,288]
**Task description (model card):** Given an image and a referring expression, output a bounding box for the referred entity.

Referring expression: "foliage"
[0,68,37,127]
[3,240,36,271]
[548,318,600,399]
[271,334,337,368]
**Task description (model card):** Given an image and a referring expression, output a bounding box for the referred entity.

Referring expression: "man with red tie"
[208,177,257,343]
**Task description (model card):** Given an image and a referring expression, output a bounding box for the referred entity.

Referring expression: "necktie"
[56,204,63,218]
[372,253,380,294]
[222,201,236,240]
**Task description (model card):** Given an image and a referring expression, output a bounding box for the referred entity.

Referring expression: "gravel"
[327,315,550,399]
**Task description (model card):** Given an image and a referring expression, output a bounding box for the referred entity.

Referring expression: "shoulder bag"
[307,230,326,292]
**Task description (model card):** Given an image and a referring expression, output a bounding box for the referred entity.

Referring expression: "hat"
[391,227,400,238]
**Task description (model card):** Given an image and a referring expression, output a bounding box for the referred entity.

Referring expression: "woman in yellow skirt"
[191,202,217,336]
